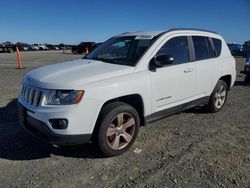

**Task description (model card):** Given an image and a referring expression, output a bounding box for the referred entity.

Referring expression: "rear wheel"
[207,80,228,113]
[96,102,140,156]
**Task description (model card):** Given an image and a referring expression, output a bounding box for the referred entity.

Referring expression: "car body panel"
[18,29,236,145]
[24,59,135,89]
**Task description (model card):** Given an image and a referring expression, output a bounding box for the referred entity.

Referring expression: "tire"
[8,48,13,53]
[96,102,140,156]
[206,80,228,113]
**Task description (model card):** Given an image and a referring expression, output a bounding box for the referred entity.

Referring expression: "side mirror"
[155,54,174,67]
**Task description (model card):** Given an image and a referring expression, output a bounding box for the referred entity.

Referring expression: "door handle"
[184,68,194,73]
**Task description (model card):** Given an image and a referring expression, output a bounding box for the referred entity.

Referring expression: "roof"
[117,31,165,37]
[117,28,218,38]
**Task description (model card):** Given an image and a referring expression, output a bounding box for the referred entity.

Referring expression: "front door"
[150,36,195,112]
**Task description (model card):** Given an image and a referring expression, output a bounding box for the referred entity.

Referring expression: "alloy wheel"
[214,85,227,108]
[106,112,136,150]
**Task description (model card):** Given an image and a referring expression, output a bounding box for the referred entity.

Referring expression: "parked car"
[58,44,73,51]
[46,44,60,50]
[65,45,73,50]
[16,43,32,51]
[245,53,250,68]
[240,40,250,84]
[243,40,250,55]
[23,44,33,51]
[18,29,236,156]
[71,42,96,54]
[58,43,65,50]
[228,43,247,57]
[2,41,13,47]
[31,44,39,51]
[45,44,55,50]
[38,44,49,50]
[243,59,250,84]
[0,41,15,53]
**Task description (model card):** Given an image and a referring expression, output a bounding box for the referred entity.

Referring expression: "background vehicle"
[16,43,32,51]
[31,44,39,50]
[38,44,49,50]
[243,40,250,54]
[243,51,250,84]
[228,43,247,57]
[0,41,15,53]
[71,42,97,54]
[22,44,33,51]
[45,44,55,50]
[243,41,250,83]
[58,44,73,50]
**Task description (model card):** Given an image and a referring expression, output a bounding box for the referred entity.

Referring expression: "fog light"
[49,119,68,129]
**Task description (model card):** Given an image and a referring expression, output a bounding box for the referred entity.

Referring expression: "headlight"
[46,90,84,105]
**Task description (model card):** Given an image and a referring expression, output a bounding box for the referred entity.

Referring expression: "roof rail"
[120,32,130,35]
[167,28,218,34]
[120,31,143,35]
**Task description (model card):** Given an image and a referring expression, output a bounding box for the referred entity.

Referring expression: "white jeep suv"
[18,29,236,156]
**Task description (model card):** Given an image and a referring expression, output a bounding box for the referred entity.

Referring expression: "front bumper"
[18,103,91,145]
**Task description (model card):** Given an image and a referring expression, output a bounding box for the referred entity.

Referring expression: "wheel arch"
[219,75,232,90]
[102,94,145,125]
[91,94,145,141]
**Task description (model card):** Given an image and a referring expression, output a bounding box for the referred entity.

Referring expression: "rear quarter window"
[212,38,222,57]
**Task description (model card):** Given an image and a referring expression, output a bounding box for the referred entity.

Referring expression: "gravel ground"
[0,51,249,187]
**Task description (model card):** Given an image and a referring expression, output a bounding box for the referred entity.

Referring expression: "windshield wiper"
[83,56,123,65]
[82,56,109,62]
[82,56,90,59]
[91,57,116,64]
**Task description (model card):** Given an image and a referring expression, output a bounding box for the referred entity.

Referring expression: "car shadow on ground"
[184,106,208,114]
[234,80,247,86]
[0,99,104,161]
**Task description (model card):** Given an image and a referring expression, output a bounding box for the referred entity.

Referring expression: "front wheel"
[96,102,140,157]
[207,80,228,113]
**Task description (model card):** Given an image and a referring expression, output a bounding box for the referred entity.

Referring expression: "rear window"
[212,38,222,57]
[192,36,214,61]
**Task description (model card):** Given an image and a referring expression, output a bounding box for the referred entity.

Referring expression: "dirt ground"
[0,51,249,187]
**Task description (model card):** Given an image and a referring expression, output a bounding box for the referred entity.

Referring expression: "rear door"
[191,36,218,97]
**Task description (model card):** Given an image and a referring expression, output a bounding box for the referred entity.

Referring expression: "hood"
[24,59,135,89]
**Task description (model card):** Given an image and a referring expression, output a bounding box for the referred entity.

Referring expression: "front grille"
[20,85,44,106]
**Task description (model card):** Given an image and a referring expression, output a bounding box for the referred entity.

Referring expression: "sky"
[0,0,249,44]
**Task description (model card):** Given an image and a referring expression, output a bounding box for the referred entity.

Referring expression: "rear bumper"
[18,103,91,145]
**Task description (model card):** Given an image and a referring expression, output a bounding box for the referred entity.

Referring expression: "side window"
[192,36,213,60]
[134,40,152,58]
[212,38,222,57]
[156,36,189,65]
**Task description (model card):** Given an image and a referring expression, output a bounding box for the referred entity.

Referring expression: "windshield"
[84,36,155,66]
